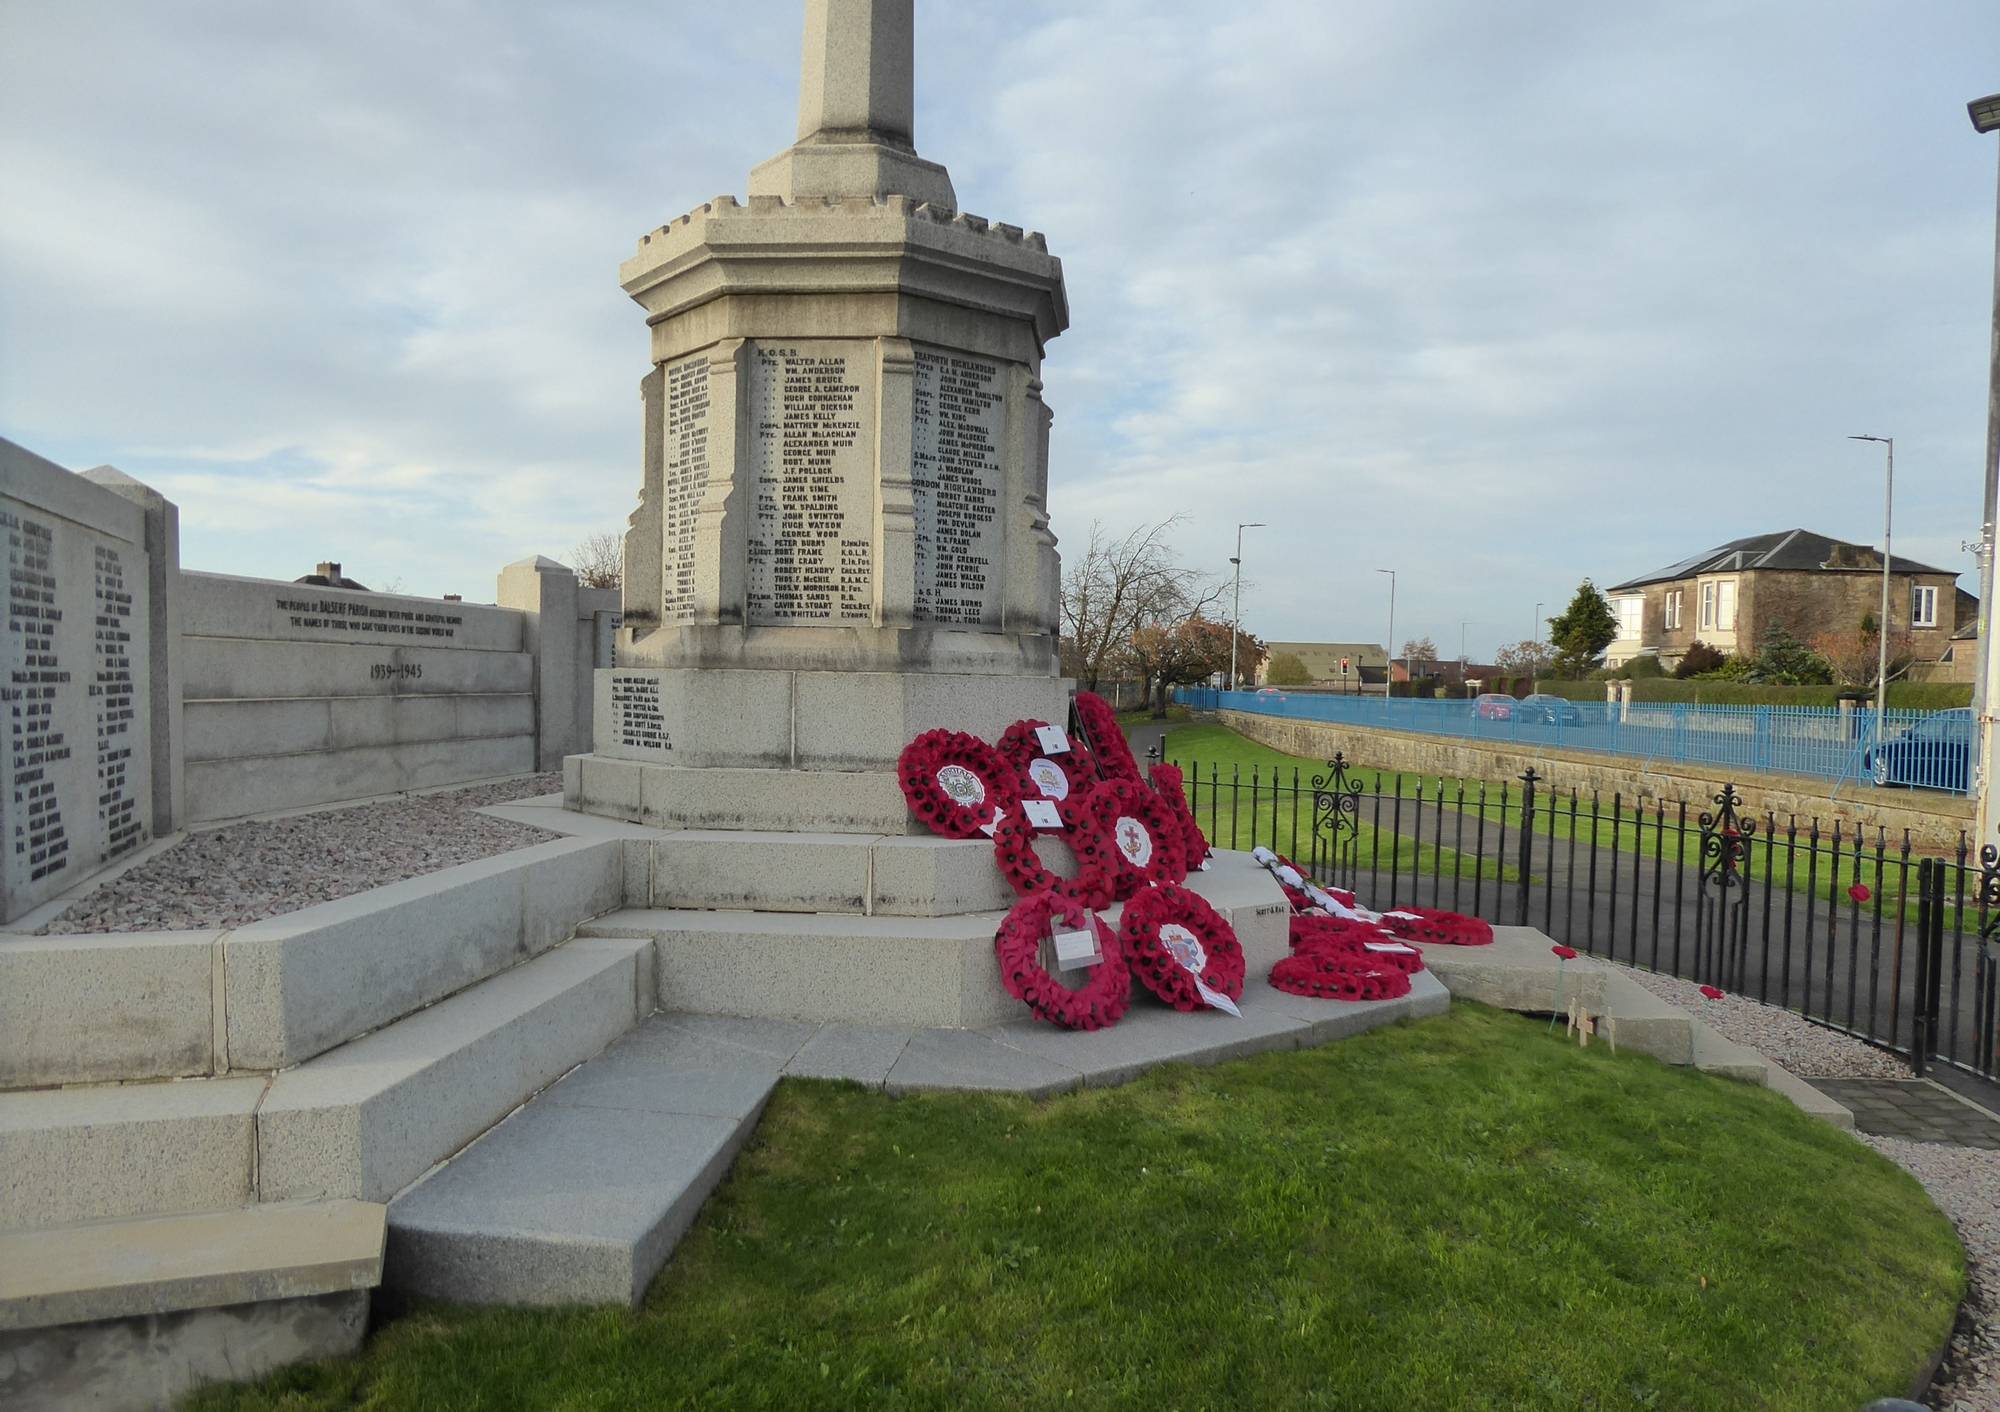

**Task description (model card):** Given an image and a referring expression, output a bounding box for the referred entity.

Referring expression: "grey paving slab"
[1809,1078,2000,1147]
[614,1013,817,1074]
[985,998,1307,1088]
[386,1099,751,1307]
[884,1029,1082,1098]
[785,1025,913,1083]
[541,1040,777,1122]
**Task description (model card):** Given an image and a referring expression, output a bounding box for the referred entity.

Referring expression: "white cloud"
[2,0,1996,654]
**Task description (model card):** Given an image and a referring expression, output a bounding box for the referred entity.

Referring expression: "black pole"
[1515,767,1539,928]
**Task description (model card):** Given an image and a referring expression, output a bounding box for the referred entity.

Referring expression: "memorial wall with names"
[660,352,711,624]
[2,473,152,923]
[911,346,1006,627]
[746,340,875,626]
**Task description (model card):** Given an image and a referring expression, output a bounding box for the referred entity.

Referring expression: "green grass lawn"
[190,1005,1961,1412]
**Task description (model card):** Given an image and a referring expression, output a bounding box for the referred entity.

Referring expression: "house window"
[1665,590,1682,631]
[1615,597,1642,641]
[1715,580,1737,632]
[1913,584,1939,629]
[1700,583,1716,631]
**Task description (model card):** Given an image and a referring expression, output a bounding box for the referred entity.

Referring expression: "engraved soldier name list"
[747,343,873,625]
[2,495,151,918]
[662,354,711,623]
[911,348,1005,626]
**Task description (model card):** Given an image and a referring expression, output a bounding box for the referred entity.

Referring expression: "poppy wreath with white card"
[896,730,1018,840]
[1119,882,1244,1012]
[1147,762,1210,868]
[995,718,1098,802]
[992,891,1131,1031]
[1087,777,1187,901]
[1269,948,1413,1002]
[992,793,1115,909]
[1377,905,1494,947]
[1072,690,1141,781]
[1288,914,1426,976]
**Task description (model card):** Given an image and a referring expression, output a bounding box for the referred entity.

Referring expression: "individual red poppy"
[1848,883,1872,905]
[1551,945,1578,960]
[1698,984,1725,1001]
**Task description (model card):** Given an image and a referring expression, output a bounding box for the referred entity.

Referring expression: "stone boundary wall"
[180,571,538,822]
[1215,709,1976,850]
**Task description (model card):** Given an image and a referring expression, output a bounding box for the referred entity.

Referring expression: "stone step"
[582,847,1294,1031]
[568,758,919,835]
[0,1201,384,1412]
[386,1018,782,1308]
[581,906,1014,1029]
[257,936,651,1204]
[1593,972,1695,1066]
[0,1077,267,1231]
[1688,1017,1772,1083]
[638,829,1013,917]
[1762,1061,1857,1129]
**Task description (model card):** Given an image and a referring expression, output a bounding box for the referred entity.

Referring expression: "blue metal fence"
[1174,688,1975,794]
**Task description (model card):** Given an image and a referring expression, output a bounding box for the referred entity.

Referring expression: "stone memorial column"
[570,0,1070,834]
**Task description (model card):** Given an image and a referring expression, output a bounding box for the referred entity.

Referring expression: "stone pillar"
[81,467,185,836]
[497,556,580,772]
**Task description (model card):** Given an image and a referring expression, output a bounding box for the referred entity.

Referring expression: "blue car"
[1863,709,1973,791]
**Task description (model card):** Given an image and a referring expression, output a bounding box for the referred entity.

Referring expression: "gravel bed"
[1861,1136,2000,1412]
[1609,962,1910,1079]
[35,774,563,934]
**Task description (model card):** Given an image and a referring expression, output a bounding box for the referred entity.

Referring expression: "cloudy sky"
[4,1,1997,658]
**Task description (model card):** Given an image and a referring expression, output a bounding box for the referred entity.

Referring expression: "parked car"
[1862,709,1973,792]
[1517,693,1584,727]
[1472,693,1514,721]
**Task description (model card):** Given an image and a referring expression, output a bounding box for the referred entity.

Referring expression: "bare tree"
[568,531,624,590]
[1400,636,1440,669]
[1059,518,1225,693]
[1492,639,1559,677]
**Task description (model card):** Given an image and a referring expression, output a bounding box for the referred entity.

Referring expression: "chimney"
[316,561,341,582]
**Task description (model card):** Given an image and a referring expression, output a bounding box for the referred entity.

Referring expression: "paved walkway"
[1807,1078,2000,1148]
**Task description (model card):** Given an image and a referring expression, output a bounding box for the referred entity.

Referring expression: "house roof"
[1265,642,1386,677]
[1607,529,1955,593]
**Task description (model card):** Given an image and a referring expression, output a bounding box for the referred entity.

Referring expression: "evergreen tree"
[1547,580,1619,678]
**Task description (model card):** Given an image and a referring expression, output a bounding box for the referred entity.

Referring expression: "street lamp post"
[1230,522,1265,692]
[1968,93,2000,840]
[1534,602,1544,643]
[1849,434,1895,761]
[1377,569,1396,696]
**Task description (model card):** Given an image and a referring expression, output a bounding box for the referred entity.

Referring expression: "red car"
[1473,693,1514,721]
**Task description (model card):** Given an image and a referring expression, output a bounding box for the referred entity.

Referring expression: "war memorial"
[0,4,1967,1409]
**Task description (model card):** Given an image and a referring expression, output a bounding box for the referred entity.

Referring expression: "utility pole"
[1850,434,1895,762]
[1377,568,1396,697]
[1229,522,1264,691]
[1968,93,2000,840]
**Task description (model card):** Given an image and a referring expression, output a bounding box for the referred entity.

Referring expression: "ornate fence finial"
[1311,753,1362,864]
[1980,842,2000,944]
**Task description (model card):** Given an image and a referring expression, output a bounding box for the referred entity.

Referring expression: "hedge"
[1531,679,1973,710]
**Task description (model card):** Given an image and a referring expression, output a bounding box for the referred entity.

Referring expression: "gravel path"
[1611,959,1995,1409]
[35,775,563,934]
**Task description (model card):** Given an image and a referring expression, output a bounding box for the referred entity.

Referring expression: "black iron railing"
[1174,753,2000,1080]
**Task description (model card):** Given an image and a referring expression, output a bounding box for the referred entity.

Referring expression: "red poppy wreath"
[995,718,1098,803]
[1270,949,1413,1002]
[1288,914,1426,976]
[1087,777,1187,900]
[992,793,1115,909]
[993,891,1131,1031]
[1148,762,1210,868]
[1072,690,1141,781]
[897,730,1018,840]
[1377,905,1495,947]
[1120,882,1245,1011]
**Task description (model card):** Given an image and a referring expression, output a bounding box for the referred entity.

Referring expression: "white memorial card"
[1033,724,1071,754]
[1052,927,1102,970]
[1021,799,1063,830]
[978,807,1006,838]
[1194,978,1242,1016]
